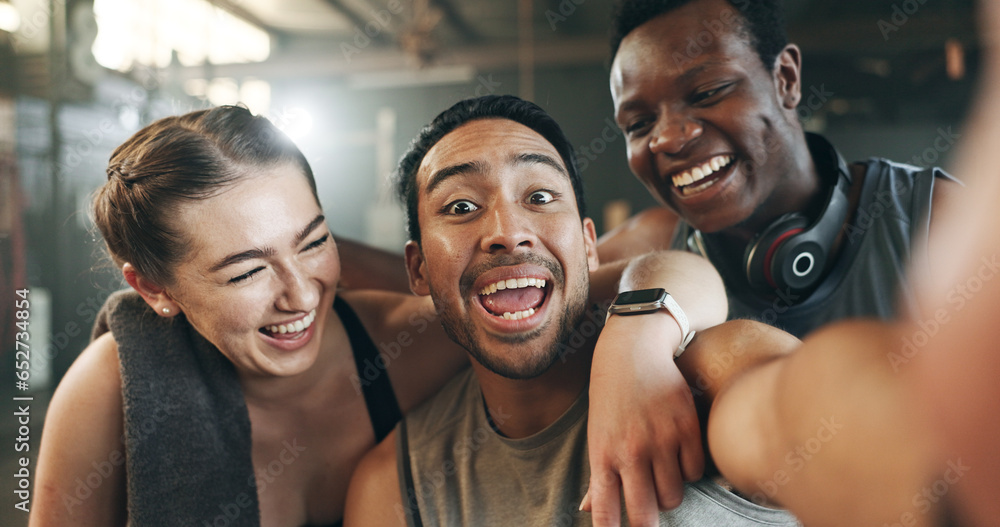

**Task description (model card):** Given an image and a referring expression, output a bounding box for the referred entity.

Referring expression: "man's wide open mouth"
[477,277,548,320]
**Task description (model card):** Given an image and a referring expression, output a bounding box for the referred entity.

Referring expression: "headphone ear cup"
[744,214,810,291]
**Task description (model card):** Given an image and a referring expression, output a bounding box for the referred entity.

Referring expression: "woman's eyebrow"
[209,214,325,273]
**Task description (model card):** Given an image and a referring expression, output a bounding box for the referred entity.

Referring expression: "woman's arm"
[30,333,128,527]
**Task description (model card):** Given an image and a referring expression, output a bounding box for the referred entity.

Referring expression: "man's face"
[611,0,804,234]
[405,118,599,379]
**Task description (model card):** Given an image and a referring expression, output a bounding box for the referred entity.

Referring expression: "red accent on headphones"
[763,228,804,288]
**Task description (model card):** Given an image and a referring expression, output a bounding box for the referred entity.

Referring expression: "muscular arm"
[336,237,411,293]
[587,250,727,526]
[344,430,407,527]
[706,320,936,527]
[30,334,128,527]
[596,207,679,264]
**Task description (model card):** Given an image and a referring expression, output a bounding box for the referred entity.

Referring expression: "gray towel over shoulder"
[92,289,261,526]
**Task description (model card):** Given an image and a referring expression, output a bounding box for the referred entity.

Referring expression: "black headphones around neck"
[690,133,853,296]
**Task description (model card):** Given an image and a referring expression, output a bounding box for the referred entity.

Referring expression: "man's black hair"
[609,0,788,69]
[395,95,586,244]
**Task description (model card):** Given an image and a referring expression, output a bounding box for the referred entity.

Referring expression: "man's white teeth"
[683,178,719,196]
[479,277,546,296]
[267,309,316,335]
[672,155,733,188]
[501,308,535,320]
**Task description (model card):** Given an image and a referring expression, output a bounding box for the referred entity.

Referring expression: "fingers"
[676,393,706,483]
[580,489,591,512]
[650,451,685,511]
[587,470,622,527]
[622,463,661,527]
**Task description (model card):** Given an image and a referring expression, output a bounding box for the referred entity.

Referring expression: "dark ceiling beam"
[204,0,291,40]
[431,0,482,43]
[320,0,395,46]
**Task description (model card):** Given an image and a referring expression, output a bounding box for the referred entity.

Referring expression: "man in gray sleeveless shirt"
[601,0,958,338]
[344,95,801,527]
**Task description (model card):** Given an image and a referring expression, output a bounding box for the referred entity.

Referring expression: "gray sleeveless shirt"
[396,369,801,526]
[672,156,952,338]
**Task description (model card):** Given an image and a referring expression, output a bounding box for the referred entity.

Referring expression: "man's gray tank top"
[396,369,801,526]
[671,155,952,338]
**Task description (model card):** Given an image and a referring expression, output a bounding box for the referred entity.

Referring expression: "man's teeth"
[267,309,316,335]
[479,277,546,296]
[672,155,733,188]
[502,308,535,320]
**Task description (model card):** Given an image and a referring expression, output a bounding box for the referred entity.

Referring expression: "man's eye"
[529,190,555,205]
[693,83,732,104]
[445,200,479,215]
[625,118,652,135]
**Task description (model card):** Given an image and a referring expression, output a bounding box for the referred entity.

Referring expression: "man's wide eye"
[529,190,555,205]
[446,200,479,215]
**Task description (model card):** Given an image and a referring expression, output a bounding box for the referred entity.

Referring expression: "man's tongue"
[481,287,544,316]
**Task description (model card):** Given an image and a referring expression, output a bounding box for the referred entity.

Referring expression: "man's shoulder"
[403,368,479,449]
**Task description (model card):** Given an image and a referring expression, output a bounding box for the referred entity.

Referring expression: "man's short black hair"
[395,95,586,244]
[609,0,788,69]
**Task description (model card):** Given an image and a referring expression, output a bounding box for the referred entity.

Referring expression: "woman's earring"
[162,307,170,315]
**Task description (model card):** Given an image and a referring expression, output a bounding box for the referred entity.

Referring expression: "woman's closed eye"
[229,267,264,284]
[304,233,330,251]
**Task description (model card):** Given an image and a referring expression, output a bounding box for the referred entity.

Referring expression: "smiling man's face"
[611,0,805,234]
[404,118,599,379]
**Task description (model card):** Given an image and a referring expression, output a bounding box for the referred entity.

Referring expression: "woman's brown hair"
[92,105,318,285]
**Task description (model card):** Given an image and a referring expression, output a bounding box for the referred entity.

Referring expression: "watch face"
[614,288,666,305]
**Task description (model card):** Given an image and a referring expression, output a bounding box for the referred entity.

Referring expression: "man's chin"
[469,347,561,380]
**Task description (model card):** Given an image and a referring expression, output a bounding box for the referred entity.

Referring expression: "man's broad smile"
[471,264,554,331]
[669,154,735,195]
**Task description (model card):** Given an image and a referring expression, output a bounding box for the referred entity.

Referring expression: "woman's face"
[164,163,340,378]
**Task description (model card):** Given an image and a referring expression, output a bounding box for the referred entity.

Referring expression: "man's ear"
[122,263,180,317]
[774,44,803,111]
[582,218,600,272]
[404,241,431,296]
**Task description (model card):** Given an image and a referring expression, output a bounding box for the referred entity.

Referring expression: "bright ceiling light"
[0,2,21,33]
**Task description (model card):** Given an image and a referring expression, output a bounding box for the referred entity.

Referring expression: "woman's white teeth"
[501,308,535,320]
[480,278,546,296]
[267,309,316,335]
[672,155,732,188]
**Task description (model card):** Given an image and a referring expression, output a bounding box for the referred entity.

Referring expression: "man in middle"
[344,95,802,527]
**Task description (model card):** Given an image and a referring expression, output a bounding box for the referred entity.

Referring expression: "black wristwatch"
[606,288,695,357]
